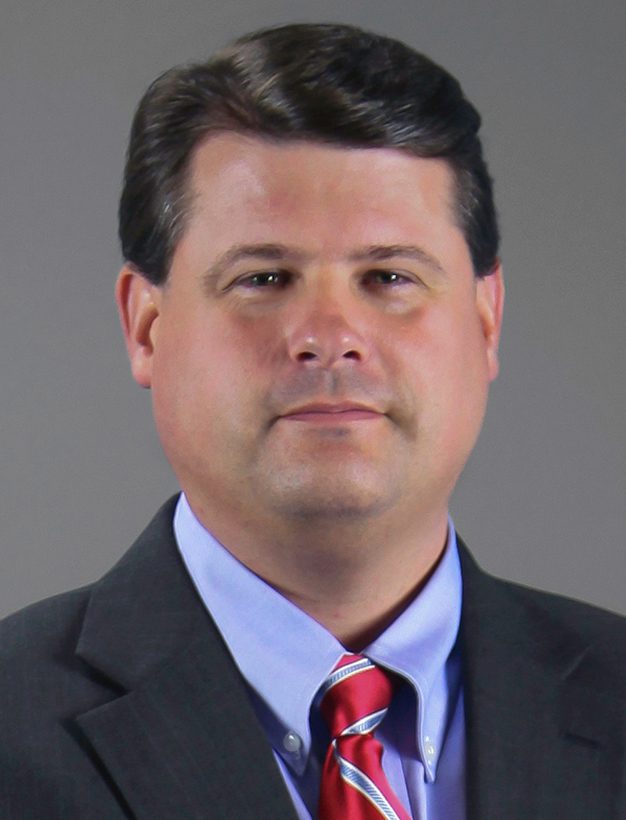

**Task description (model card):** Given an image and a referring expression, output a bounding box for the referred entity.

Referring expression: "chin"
[262,470,397,523]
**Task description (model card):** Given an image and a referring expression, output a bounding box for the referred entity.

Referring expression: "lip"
[279,402,385,423]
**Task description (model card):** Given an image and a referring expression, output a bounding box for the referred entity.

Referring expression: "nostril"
[289,334,366,365]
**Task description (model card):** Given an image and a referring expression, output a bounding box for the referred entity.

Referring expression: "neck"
[273,531,448,650]
[187,493,450,648]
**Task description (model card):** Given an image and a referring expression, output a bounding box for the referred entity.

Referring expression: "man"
[0,22,624,820]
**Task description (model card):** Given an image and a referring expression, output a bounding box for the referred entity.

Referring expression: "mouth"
[278,402,386,424]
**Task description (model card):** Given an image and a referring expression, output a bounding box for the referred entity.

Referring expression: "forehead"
[180,134,465,262]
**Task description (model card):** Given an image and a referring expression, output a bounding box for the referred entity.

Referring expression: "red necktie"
[317,654,412,820]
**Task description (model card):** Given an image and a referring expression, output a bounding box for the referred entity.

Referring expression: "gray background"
[1,0,624,619]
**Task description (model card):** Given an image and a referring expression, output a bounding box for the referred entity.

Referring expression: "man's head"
[116,23,504,561]
[119,22,499,285]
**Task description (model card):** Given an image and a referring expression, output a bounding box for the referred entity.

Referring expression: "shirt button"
[424,736,436,758]
[283,730,302,754]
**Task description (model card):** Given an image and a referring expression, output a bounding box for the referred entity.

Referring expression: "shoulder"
[0,584,93,671]
[0,495,181,679]
[495,574,625,671]
[0,586,118,791]
[490,565,625,632]
[457,535,625,634]
[0,584,118,728]
[0,501,184,812]
[458,539,626,695]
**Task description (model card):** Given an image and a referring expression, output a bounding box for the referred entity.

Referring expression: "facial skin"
[117,134,503,645]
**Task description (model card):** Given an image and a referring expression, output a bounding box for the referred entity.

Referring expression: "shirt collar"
[364,524,463,782]
[174,492,462,780]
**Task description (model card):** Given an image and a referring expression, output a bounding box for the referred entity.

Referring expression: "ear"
[115,265,161,388]
[475,262,504,381]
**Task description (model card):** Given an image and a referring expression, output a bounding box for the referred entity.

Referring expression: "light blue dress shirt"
[174,493,465,819]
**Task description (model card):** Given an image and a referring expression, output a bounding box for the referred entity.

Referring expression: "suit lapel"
[458,543,621,820]
[73,498,298,820]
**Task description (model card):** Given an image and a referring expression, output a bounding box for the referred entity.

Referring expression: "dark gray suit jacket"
[1,497,624,818]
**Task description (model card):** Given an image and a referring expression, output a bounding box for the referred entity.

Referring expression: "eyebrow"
[202,241,445,286]
[203,244,305,285]
[348,245,445,274]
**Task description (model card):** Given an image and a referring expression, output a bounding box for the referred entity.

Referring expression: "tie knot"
[319,654,395,740]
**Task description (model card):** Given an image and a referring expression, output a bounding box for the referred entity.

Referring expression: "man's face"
[119,134,502,532]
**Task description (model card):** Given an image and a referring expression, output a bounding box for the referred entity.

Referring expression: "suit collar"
[74,497,299,820]
[75,496,206,688]
[457,540,618,820]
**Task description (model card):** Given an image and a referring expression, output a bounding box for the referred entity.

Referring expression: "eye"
[233,270,293,289]
[362,269,414,288]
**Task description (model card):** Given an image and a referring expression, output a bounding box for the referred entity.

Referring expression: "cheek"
[442,316,491,451]
[149,315,213,438]
[151,314,273,437]
[403,305,490,416]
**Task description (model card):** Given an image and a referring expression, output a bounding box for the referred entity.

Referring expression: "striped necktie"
[317,653,411,820]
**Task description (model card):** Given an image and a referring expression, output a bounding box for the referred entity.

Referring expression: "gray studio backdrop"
[1,0,624,618]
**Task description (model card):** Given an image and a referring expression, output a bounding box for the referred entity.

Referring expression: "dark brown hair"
[119,23,499,283]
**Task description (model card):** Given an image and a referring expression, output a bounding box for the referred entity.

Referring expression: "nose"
[285,288,371,368]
